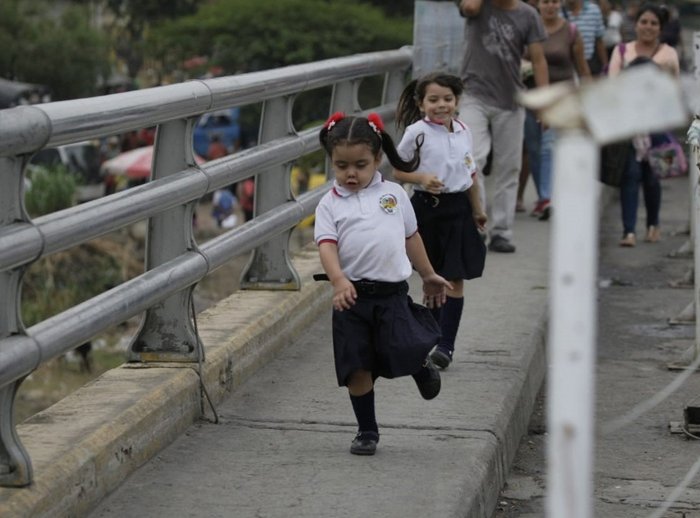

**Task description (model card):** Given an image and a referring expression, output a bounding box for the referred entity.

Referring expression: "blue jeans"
[538,127,555,202]
[620,147,660,235]
[523,110,542,200]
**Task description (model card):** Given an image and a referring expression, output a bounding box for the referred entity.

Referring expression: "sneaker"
[488,235,516,253]
[538,201,551,221]
[619,233,636,247]
[412,358,441,399]
[430,347,452,370]
[350,431,379,456]
[530,200,546,218]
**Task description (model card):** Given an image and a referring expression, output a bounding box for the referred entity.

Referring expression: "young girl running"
[394,72,487,370]
[315,112,452,456]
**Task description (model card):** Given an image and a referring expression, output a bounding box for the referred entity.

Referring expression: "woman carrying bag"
[607,4,680,246]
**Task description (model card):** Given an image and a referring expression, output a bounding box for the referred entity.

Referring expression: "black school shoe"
[430,347,453,370]
[412,358,441,400]
[350,431,379,456]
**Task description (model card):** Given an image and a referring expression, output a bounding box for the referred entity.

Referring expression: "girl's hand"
[473,210,487,231]
[331,277,357,311]
[421,273,453,308]
[419,174,444,195]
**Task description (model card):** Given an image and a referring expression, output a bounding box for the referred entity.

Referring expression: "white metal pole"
[692,145,700,361]
[546,130,599,518]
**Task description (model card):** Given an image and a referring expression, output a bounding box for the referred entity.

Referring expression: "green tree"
[96,0,202,79]
[149,0,412,75]
[0,1,110,100]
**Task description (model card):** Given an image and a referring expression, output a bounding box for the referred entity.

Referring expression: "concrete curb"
[0,246,331,518]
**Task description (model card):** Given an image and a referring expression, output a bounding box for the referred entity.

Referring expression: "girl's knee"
[347,369,373,396]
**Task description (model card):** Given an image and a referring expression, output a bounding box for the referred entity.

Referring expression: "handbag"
[647,132,688,179]
[600,141,630,187]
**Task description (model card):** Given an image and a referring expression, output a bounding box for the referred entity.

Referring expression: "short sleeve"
[398,186,418,237]
[397,125,420,162]
[314,195,338,244]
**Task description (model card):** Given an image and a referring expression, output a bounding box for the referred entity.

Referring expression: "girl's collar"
[332,171,383,197]
[422,116,465,132]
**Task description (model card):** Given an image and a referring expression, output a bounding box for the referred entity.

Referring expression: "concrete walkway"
[1,182,552,518]
[88,191,551,517]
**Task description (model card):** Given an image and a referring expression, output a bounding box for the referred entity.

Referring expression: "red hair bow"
[324,112,345,131]
[367,113,384,134]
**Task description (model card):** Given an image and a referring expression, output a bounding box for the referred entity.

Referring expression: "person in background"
[600,0,624,58]
[562,0,609,75]
[608,5,680,247]
[394,72,487,370]
[525,0,591,220]
[620,0,639,43]
[207,134,228,160]
[211,188,237,228]
[315,112,451,456]
[457,0,548,254]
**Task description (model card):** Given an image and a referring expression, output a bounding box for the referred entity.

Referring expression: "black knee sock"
[438,296,464,352]
[349,390,378,434]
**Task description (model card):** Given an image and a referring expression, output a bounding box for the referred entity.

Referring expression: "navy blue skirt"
[331,282,440,386]
[411,190,486,280]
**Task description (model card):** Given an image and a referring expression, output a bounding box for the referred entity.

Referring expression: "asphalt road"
[494,176,700,517]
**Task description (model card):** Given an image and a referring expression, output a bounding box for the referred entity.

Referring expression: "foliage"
[24,166,77,217]
[149,0,412,76]
[0,0,110,100]
[94,0,203,79]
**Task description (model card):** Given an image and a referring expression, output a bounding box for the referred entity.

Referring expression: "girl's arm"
[393,169,444,194]
[318,242,357,311]
[405,232,452,307]
[573,32,592,79]
[467,178,487,231]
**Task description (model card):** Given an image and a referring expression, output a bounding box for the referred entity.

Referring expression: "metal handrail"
[0,47,413,486]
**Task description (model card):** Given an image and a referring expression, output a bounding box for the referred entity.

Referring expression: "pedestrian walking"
[393,72,487,370]
[608,4,680,247]
[457,0,549,254]
[562,0,609,75]
[524,0,591,220]
[314,112,452,456]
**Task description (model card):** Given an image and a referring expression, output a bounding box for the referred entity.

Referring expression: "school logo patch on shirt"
[379,193,398,214]
[464,152,476,173]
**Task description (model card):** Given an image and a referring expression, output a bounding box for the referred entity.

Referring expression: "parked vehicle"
[193,108,241,158]
[28,141,104,202]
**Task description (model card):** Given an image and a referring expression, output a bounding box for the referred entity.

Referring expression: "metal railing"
[0,47,413,487]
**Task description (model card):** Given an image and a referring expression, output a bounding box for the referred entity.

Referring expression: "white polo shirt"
[397,117,477,193]
[314,172,417,282]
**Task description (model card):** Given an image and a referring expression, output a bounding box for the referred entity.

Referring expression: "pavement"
[4,173,575,518]
[495,174,700,516]
[83,175,552,518]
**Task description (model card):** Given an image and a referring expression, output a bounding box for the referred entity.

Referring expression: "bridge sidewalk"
[87,193,552,517]
[1,183,556,518]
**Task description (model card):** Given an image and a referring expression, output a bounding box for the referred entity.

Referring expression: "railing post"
[127,118,206,362]
[240,96,301,290]
[546,130,599,518]
[0,155,35,486]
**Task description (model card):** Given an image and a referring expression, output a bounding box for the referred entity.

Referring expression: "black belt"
[313,274,406,297]
[352,279,407,297]
[414,190,467,208]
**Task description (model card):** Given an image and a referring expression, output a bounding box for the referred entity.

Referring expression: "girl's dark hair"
[635,3,669,28]
[395,72,464,131]
[319,115,422,172]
